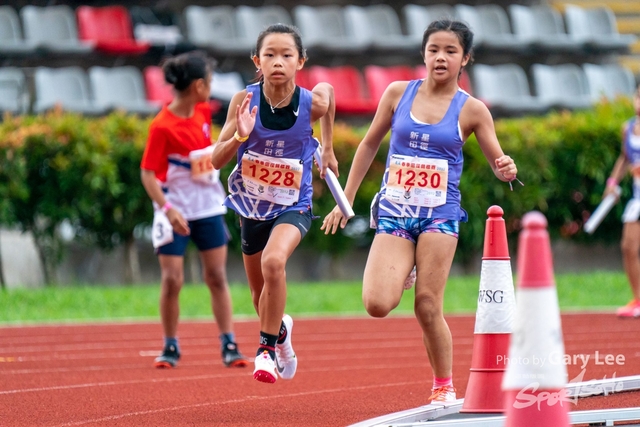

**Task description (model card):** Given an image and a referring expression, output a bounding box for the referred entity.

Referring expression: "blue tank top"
[624,118,640,199]
[377,79,469,221]
[224,83,318,220]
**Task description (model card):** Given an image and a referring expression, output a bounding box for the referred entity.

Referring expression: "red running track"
[0,313,639,427]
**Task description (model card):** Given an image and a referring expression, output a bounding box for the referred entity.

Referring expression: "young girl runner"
[211,24,338,383]
[602,83,640,318]
[322,19,518,402]
[141,51,247,369]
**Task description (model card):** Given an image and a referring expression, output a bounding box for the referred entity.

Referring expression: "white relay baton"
[313,143,355,219]
[584,186,621,234]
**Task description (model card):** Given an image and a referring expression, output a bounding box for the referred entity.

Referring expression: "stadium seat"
[20,5,93,54]
[458,4,532,53]
[33,67,105,115]
[364,65,415,105]
[235,5,292,43]
[508,5,585,53]
[0,67,29,114]
[531,63,593,110]
[143,66,173,107]
[305,65,376,115]
[472,63,549,115]
[0,6,36,55]
[183,5,253,55]
[345,5,418,52]
[293,5,370,54]
[130,6,184,47]
[583,63,637,102]
[89,66,160,115]
[295,68,312,90]
[210,71,245,102]
[564,5,637,53]
[76,6,150,55]
[402,4,455,46]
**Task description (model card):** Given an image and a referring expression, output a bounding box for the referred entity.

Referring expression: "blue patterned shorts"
[376,216,459,244]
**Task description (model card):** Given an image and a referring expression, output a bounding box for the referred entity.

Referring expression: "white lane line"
[49,379,424,427]
[0,363,424,395]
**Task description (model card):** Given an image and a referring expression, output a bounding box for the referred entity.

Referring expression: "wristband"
[161,202,172,214]
[234,131,249,142]
[606,177,618,188]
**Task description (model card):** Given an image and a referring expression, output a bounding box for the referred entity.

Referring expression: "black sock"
[256,331,278,359]
[277,320,287,344]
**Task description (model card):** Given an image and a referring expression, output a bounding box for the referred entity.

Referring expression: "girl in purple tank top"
[211,24,338,384]
[322,19,519,403]
[601,83,640,318]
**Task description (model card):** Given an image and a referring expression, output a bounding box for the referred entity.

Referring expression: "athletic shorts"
[376,216,459,244]
[157,215,229,256]
[623,199,640,223]
[240,209,313,255]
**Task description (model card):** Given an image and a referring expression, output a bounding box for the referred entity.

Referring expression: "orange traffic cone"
[461,205,516,413]
[503,211,570,427]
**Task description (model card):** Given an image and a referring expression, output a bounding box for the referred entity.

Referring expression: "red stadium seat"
[364,65,415,105]
[77,6,150,55]
[414,65,474,95]
[305,65,376,115]
[295,68,312,90]
[143,66,173,106]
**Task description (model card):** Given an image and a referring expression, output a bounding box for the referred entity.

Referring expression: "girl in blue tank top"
[601,84,640,318]
[322,19,519,404]
[211,24,338,384]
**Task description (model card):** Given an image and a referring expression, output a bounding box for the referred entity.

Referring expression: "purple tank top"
[377,79,469,221]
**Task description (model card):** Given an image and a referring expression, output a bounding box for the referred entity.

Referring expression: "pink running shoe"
[616,299,640,318]
[429,386,457,403]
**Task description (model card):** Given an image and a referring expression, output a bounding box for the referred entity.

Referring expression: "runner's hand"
[321,205,348,235]
[235,92,257,139]
[167,209,190,236]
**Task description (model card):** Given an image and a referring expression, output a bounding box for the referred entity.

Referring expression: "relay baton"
[584,186,621,234]
[313,144,354,219]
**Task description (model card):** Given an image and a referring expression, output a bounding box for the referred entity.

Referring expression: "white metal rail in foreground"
[348,375,640,427]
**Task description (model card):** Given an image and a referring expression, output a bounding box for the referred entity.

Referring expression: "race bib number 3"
[241,150,303,206]
[386,155,448,208]
[189,146,219,185]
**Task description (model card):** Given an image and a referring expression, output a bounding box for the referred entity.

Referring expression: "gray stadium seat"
[33,67,105,115]
[184,5,253,55]
[20,5,93,54]
[346,5,418,52]
[564,5,637,52]
[469,4,533,52]
[583,63,637,102]
[0,67,29,114]
[293,5,370,54]
[508,4,586,52]
[0,6,36,55]
[235,5,292,43]
[402,4,456,46]
[531,63,593,110]
[472,63,550,115]
[210,71,245,102]
[89,66,160,116]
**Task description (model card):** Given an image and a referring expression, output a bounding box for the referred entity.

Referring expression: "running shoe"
[429,386,457,403]
[616,299,640,318]
[154,344,180,369]
[275,314,298,379]
[222,342,249,367]
[253,350,277,383]
[404,266,417,290]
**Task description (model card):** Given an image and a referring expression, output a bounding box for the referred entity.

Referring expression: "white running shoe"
[429,386,457,403]
[253,351,277,383]
[275,314,298,380]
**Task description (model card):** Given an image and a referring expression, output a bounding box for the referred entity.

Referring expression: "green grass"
[0,271,632,324]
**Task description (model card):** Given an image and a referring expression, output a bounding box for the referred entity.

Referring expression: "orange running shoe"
[616,299,640,318]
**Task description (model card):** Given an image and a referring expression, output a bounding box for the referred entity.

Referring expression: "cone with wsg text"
[461,205,516,413]
[502,211,570,427]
